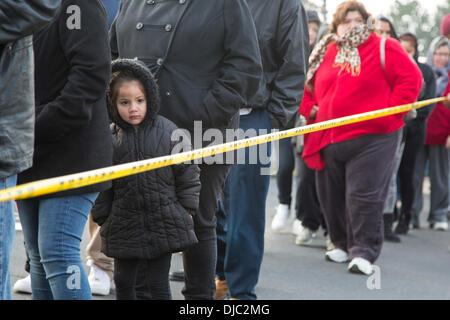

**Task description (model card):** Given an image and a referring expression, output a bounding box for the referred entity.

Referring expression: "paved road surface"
[10,177,450,300]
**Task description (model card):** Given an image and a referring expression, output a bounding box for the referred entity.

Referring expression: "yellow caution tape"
[0,96,446,202]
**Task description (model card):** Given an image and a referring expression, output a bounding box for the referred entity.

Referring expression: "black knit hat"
[107,58,161,130]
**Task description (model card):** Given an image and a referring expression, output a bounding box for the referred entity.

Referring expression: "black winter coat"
[0,0,61,179]
[92,59,200,260]
[17,0,113,197]
[246,0,309,129]
[110,0,263,139]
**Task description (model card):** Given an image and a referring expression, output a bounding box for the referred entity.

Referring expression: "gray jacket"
[0,0,61,179]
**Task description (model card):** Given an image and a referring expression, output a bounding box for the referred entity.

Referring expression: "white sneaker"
[291,219,303,236]
[87,260,111,296]
[295,226,315,245]
[325,249,349,263]
[271,204,290,231]
[432,221,448,231]
[13,275,32,294]
[348,257,374,275]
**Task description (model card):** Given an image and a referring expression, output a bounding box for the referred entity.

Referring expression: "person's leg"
[297,159,322,232]
[428,145,449,225]
[182,164,230,300]
[144,253,172,300]
[409,144,428,228]
[86,213,114,279]
[276,137,295,206]
[316,145,347,253]
[0,175,17,300]
[271,137,295,230]
[215,203,226,282]
[345,131,400,263]
[114,258,139,300]
[17,198,53,300]
[224,109,272,300]
[36,193,98,299]
[398,125,422,222]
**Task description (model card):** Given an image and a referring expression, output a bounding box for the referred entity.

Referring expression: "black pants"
[276,137,295,206]
[398,121,426,220]
[295,156,325,231]
[316,131,401,263]
[114,253,172,300]
[182,163,231,300]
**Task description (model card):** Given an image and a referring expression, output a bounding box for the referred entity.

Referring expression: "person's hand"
[446,135,450,150]
[309,105,319,121]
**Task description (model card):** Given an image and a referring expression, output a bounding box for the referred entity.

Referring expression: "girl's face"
[116,80,147,127]
[433,45,450,69]
[337,10,364,37]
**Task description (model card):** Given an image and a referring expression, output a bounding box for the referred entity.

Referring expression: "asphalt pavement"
[10,176,450,300]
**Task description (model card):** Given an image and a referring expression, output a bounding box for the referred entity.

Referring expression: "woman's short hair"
[329,1,369,34]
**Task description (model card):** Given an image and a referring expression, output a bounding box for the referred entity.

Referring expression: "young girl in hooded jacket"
[91,59,200,300]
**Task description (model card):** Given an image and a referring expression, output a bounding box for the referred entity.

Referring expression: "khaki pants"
[86,213,114,279]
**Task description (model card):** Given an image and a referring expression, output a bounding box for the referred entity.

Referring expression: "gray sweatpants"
[316,130,401,263]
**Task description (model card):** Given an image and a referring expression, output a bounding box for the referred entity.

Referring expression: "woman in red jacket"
[299,1,422,275]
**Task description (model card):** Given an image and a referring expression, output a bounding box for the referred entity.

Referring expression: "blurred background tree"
[387,0,450,56]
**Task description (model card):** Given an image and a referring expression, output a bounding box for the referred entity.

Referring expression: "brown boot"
[214,277,229,300]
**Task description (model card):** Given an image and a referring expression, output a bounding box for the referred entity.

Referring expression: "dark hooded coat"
[92,59,200,260]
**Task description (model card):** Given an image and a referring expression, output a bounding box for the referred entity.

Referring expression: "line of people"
[1,0,449,301]
[270,4,450,277]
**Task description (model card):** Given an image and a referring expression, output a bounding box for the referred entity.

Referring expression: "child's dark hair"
[107,59,161,127]
[107,69,145,108]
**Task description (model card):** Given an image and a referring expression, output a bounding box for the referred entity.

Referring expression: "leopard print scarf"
[306,24,374,89]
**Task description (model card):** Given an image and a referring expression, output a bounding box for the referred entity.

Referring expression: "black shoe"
[384,214,401,242]
[169,270,185,282]
[395,214,410,235]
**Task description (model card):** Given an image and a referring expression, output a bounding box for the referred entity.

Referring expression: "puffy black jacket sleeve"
[0,0,61,44]
[34,0,111,144]
[267,0,309,129]
[91,187,113,226]
[170,130,201,213]
[202,0,263,127]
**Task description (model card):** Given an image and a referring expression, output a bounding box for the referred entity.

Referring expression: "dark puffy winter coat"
[92,59,200,260]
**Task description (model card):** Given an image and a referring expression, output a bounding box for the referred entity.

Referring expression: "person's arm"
[202,0,263,128]
[0,0,61,44]
[34,0,111,144]
[384,38,423,119]
[109,0,124,60]
[91,188,113,226]
[170,130,201,215]
[267,0,309,129]
[298,84,318,123]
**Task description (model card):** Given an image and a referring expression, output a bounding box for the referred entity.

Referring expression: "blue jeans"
[0,175,17,300]
[17,193,98,300]
[217,109,272,300]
